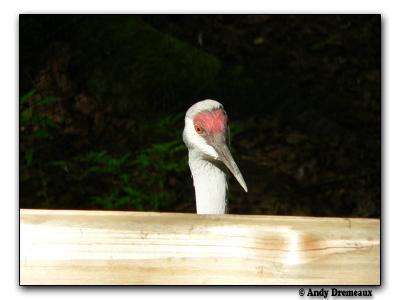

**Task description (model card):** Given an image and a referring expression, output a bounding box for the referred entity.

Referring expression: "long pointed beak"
[212,140,248,192]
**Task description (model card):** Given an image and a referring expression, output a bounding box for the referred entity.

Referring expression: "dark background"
[19,15,381,217]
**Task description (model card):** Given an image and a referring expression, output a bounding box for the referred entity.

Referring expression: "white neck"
[188,150,228,214]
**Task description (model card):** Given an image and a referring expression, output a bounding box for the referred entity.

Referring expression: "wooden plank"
[20,209,380,285]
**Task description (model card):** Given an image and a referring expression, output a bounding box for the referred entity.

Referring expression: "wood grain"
[20,209,380,285]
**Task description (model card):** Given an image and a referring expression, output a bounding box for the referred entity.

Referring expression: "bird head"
[183,99,248,192]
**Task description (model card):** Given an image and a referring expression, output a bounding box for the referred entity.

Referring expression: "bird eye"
[194,124,204,134]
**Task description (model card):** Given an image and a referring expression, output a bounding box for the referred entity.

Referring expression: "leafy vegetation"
[20,15,380,217]
[20,89,190,211]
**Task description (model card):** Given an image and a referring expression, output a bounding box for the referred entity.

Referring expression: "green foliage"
[20,15,380,217]
[77,151,131,175]
[20,90,62,166]
[20,90,63,207]
[136,140,186,172]
[229,122,244,139]
[25,148,34,167]
[75,113,188,211]
[20,86,188,211]
[20,89,36,104]
[33,96,61,107]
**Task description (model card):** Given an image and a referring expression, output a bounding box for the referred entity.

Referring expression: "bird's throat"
[188,152,229,214]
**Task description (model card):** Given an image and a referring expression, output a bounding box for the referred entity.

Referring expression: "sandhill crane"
[183,99,248,214]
